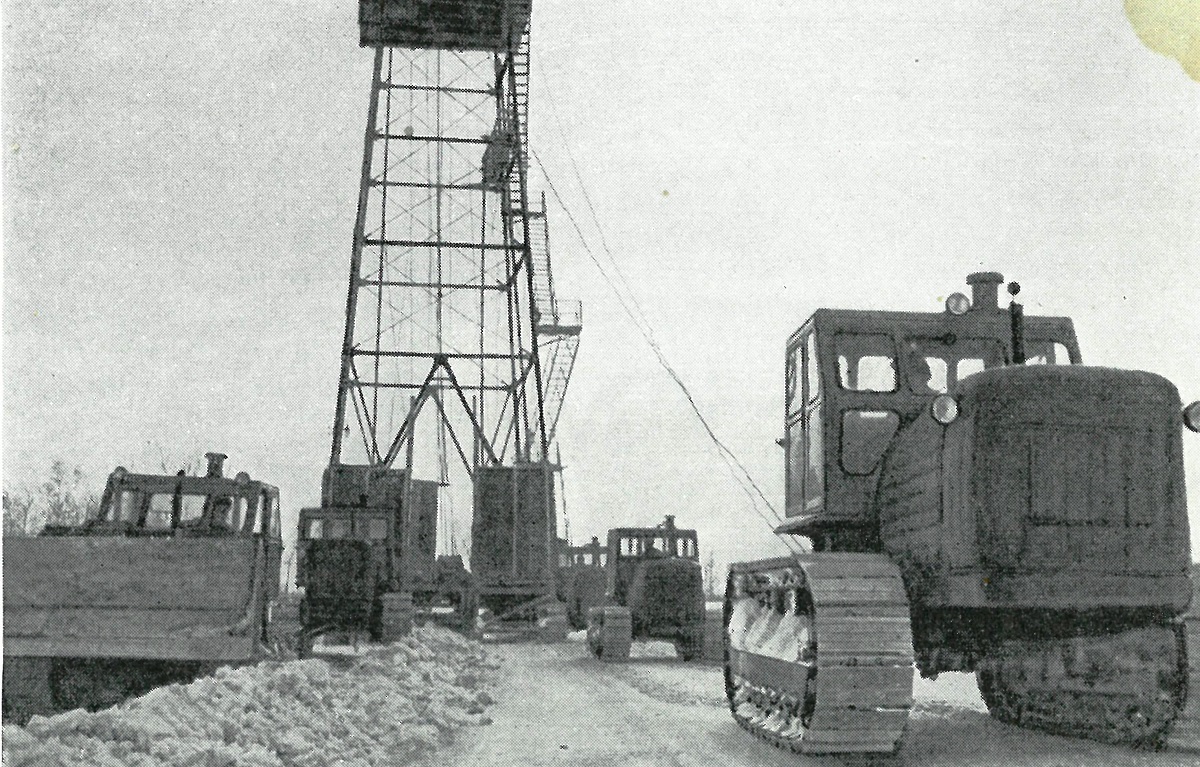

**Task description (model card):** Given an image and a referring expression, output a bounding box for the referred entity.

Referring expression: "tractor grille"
[964,365,1186,578]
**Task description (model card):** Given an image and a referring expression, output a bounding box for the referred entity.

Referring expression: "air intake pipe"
[204,452,228,478]
[966,272,1004,312]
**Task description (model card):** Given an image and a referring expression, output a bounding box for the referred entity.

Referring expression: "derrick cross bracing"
[333,0,545,474]
[326,1,578,604]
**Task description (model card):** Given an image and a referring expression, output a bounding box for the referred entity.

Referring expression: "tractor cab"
[559,536,607,570]
[779,273,1080,546]
[45,452,282,540]
[606,515,700,602]
[587,515,707,660]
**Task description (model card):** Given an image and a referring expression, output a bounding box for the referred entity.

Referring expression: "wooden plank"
[730,556,800,575]
[815,614,912,632]
[818,653,913,668]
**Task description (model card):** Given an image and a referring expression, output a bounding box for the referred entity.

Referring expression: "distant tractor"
[296,464,474,652]
[556,536,608,630]
[587,516,706,662]
[726,272,1200,754]
[2,453,283,724]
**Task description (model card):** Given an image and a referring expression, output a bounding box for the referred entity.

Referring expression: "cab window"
[326,519,349,539]
[805,407,824,509]
[806,332,820,403]
[179,494,206,524]
[786,347,800,415]
[109,490,139,522]
[836,333,897,392]
[210,497,235,529]
[250,493,266,534]
[905,338,1003,393]
[233,497,249,532]
[258,493,276,534]
[1025,340,1072,365]
[957,357,986,382]
[306,518,324,539]
[146,493,174,530]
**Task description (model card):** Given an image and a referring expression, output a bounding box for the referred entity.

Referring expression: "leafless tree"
[146,441,199,476]
[2,461,100,535]
[2,487,36,536]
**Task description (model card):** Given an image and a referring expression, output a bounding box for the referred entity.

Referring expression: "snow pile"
[2,627,497,767]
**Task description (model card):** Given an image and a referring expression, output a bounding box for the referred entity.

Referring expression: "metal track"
[1167,613,1200,752]
[724,553,914,754]
[587,606,632,662]
[975,620,1190,748]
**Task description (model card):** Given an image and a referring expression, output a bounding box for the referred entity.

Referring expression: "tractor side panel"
[471,464,557,598]
[405,481,439,591]
[876,413,947,602]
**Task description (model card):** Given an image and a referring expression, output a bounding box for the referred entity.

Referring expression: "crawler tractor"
[587,515,706,661]
[2,453,283,723]
[725,272,1200,753]
[557,536,607,629]
[296,464,476,653]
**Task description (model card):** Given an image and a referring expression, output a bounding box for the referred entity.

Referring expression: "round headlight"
[945,292,971,315]
[931,394,959,425]
[1184,401,1200,433]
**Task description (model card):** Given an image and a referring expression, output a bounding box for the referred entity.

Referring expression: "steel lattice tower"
[326,1,579,604]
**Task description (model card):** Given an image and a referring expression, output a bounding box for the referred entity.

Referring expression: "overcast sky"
[4,1,1199,570]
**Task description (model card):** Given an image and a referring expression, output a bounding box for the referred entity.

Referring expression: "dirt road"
[443,637,1199,767]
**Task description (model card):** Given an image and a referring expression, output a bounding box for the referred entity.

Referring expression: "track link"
[587,606,632,661]
[724,553,914,754]
[976,621,1188,748]
[1167,612,1200,752]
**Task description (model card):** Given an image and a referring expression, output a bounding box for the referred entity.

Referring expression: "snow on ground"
[444,639,1200,767]
[8,629,1200,766]
[1,627,496,767]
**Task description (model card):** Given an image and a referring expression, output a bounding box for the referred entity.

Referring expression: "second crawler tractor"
[726,272,1200,754]
[587,515,706,661]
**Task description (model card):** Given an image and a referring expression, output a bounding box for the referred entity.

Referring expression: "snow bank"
[2,627,496,767]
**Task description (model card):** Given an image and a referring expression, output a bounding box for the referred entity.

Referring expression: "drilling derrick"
[300,0,580,638]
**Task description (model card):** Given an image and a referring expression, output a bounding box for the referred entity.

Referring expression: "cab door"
[785,330,824,518]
